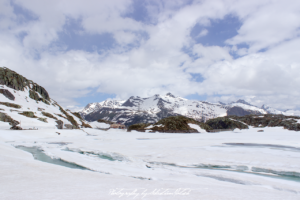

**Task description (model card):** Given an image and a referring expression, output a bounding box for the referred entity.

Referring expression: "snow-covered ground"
[1,127,300,199]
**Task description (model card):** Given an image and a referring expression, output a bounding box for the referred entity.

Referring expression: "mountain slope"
[0,67,104,130]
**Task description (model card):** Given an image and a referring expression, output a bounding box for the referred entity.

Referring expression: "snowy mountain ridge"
[80,93,297,126]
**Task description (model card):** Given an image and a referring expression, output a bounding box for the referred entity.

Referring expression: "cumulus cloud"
[226,0,300,53]
[0,0,299,111]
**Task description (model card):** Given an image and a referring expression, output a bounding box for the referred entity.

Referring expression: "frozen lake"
[1,127,300,199]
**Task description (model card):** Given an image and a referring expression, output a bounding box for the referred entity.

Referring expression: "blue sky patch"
[190,73,205,82]
[191,15,242,47]
[124,0,149,23]
[11,1,38,24]
[75,87,116,106]
[185,93,208,101]
[54,18,116,53]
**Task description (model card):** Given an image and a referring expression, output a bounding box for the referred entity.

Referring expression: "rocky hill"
[80,93,297,126]
[127,115,212,133]
[0,67,108,130]
[128,114,300,133]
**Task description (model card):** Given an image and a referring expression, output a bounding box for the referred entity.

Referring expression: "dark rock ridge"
[0,67,50,104]
[128,114,300,133]
[228,114,300,131]
[128,115,210,133]
[205,117,249,130]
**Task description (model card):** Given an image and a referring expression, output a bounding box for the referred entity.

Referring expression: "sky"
[0,0,300,111]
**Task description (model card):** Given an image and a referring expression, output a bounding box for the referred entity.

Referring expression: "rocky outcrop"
[64,124,78,129]
[38,117,48,123]
[41,112,58,120]
[55,120,64,129]
[19,111,37,118]
[0,89,15,100]
[0,67,32,90]
[56,104,79,129]
[29,90,50,105]
[10,125,22,130]
[205,117,249,130]
[229,114,300,131]
[81,121,92,128]
[72,112,83,120]
[0,112,20,129]
[0,102,21,109]
[0,67,50,105]
[128,115,210,133]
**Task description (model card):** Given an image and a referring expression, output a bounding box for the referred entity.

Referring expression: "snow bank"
[188,123,207,132]
[88,121,110,129]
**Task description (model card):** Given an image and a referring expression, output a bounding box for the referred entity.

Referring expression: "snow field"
[1,127,300,199]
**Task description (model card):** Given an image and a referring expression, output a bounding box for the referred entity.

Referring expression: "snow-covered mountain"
[0,67,107,130]
[81,94,297,126]
[81,93,228,125]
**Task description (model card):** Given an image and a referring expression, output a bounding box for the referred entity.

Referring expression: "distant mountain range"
[80,93,300,126]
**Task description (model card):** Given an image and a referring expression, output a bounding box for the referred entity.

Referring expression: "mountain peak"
[166,92,176,98]
[261,104,269,109]
[235,99,253,106]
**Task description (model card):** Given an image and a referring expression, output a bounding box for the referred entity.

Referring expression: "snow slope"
[1,127,300,199]
[0,81,100,130]
[0,84,77,129]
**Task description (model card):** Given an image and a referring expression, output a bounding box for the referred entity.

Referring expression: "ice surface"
[1,127,300,199]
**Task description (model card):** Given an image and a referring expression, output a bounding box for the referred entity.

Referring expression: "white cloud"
[226,0,300,53]
[199,37,300,109]
[0,0,299,111]
[113,31,136,45]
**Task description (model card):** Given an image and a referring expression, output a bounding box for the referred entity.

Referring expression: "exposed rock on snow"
[229,114,300,131]
[128,115,210,133]
[205,117,249,130]
[0,89,15,100]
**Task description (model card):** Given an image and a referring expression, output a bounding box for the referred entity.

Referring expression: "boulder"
[55,120,64,129]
